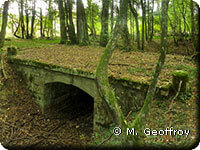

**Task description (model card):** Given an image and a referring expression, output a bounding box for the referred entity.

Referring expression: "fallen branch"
[164,80,182,115]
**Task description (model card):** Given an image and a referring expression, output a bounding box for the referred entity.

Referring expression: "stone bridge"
[8,57,170,132]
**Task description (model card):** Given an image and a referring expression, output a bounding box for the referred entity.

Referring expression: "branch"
[164,80,182,115]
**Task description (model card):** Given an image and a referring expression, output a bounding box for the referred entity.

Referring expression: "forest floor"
[0,38,199,149]
[10,39,197,87]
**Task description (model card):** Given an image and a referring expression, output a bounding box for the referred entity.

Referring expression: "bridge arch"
[44,81,94,129]
[43,74,97,98]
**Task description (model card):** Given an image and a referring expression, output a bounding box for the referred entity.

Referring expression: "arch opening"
[44,82,94,133]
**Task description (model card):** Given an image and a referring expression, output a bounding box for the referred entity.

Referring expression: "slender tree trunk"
[91,3,96,38]
[58,0,67,44]
[147,0,150,42]
[181,0,186,36]
[144,0,148,41]
[96,9,138,146]
[129,0,140,49]
[43,15,47,37]
[150,0,154,41]
[0,0,9,78]
[190,0,196,52]
[141,0,145,50]
[20,0,25,39]
[48,0,53,39]
[40,8,44,38]
[132,0,169,133]
[67,0,77,44]
[111,0,114,32]
[25,0,30,39]
[120,0,131,51]
[96,0,169,146]
[168,15,178,46]
[100,0,110,46]
[0,0,9,49]
[197,5,200,52]
[130,10,134,40]
[77,0,89,45]
[30,0,36,38]
[64,0,69,40]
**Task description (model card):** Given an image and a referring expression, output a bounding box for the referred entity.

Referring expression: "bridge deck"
[9,45,196,87]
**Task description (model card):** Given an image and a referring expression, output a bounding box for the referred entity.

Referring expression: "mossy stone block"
[172,70,189,93]
[7,46,17,56]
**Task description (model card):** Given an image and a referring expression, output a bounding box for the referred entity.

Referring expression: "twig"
[109,63,130,67]
[165,80,182,115]
[0,118,34,137]
[99,133,114,145]
[126,110,132,121]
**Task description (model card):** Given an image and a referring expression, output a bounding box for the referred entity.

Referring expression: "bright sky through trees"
[0,0,102,16]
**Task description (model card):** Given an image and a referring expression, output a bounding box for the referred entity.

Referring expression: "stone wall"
[8,58,170,131]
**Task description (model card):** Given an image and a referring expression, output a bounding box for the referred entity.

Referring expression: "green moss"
[8,57,96,79]
[160,83,171,91]
[172,70,189,82]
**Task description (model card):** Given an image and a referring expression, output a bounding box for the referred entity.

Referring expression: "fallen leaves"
[14,45,196,87]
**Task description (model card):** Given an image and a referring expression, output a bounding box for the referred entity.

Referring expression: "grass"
[127,66,152,77]
[164,64,197,80]
[4,38,60,49]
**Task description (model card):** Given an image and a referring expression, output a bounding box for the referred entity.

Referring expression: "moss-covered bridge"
[7,55,172,132]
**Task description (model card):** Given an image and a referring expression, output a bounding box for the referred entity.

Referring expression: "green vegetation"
[165,64,197,80]
[4,38,60,49]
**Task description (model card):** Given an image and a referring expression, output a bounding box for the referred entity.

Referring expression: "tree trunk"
[66,0,77,44]
[96,0,169,146]
[111,0,114,32]
[100,0,109,47]
[20,0,25,39]
[30,0,36,38]
[190,0,196,52]
[91,3,96,38]
[132,0,169,131]
[129,0,140,49]
[0,0,9,79]
[58,0,67,44]
[0,0,9,49]
[64,0,70,40]
[141,0,145,50]
[147,0,150,42]
[144,0,148,41]
[150,0,154,41]
[48,0,54,39]
[25,0,30,39]
[40,8,44,38]
[197,5,200,52]
[120,0,131,51]
[77,0,89,45]
[130,10,134,40]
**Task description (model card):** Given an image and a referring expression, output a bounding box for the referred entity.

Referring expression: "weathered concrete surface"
[8,57,170,132]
